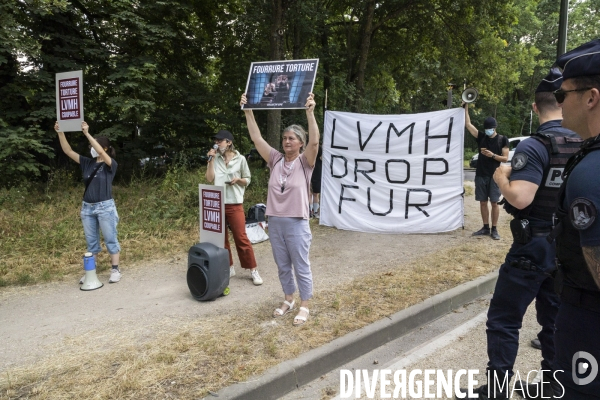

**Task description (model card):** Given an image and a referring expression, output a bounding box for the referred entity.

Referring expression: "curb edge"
[208,270,498,400]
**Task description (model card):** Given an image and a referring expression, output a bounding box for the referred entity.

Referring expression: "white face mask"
[218,141,229,154]
[485,129,495,136]
[90,148,99,158]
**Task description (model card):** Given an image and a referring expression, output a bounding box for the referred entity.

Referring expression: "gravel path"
[0,181,504,373]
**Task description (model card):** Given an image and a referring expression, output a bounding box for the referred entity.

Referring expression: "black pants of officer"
[486,235,560,384]
[554,297,600,398]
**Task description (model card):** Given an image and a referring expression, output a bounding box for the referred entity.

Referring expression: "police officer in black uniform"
[458,68,581,399]
[550,39,600,400]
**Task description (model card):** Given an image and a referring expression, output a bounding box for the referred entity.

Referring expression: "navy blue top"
[510,120,579,225]
[510,120,578,186]
[564,150,600,247]
[80,155,117,203]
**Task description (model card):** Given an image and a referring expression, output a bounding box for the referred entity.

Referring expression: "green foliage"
[0,124,54,186]
[569,0,600,48]
[464,148,478,168]
[3,0,600,188]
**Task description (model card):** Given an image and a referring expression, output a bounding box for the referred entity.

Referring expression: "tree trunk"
[321,18,331,113]
[351,0,376,112]
[292,20,302,59]
[266,0,285,150]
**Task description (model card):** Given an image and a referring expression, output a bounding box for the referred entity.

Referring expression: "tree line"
[1,0,599,187]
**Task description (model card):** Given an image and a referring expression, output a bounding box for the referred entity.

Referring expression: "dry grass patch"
[0,230,509,399]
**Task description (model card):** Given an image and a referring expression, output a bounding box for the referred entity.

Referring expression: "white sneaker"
[109,269,121,283]
[251,270,263,286]
[230,266,236,277]
[79,275,85,284]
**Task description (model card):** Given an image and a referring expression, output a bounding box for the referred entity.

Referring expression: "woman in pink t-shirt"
[240,92,320,326]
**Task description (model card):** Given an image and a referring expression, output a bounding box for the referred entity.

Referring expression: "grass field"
[0,162,270,287]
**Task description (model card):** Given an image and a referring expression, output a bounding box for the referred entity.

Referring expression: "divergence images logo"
[572,351,598,386]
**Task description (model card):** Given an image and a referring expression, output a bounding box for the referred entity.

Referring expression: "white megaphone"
[462,88,478,103]
[80,252,103,291]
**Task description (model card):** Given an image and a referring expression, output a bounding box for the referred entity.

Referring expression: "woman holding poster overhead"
[240,92,319,326]
[54,121,122,284]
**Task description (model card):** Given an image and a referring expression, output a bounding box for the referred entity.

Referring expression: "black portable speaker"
[187,242,230,301]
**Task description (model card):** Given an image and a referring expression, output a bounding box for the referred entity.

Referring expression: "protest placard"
[242,59,319,110]
[199,184,225,247]
[55,70,84,132]
[320,108,465,234]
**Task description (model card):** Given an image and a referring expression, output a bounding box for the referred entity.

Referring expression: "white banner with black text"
[320,109,465,234]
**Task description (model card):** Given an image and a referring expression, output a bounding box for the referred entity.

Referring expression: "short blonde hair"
[283,124,306,152]
[226,140,236,152]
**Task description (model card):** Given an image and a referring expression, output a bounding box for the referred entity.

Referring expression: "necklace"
[278,156,298,193]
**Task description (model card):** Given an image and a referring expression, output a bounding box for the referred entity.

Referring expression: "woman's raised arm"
[55,121,80,163]
[241,93,272,163]
[302,93,319,167]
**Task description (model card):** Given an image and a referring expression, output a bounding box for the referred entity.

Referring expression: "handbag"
[246,203,267,223]
[83,162,103,197]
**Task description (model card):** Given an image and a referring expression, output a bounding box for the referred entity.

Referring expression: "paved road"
[464,169,475,182]
[283,295,545,400]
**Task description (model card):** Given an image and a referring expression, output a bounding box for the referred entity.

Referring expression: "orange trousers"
[224,204,257,269]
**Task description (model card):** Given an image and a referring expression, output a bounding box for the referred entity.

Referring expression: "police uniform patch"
[511,153,528,170]
[569,197,597,230]
[544,167,564,188]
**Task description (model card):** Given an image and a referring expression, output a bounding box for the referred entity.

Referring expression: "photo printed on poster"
[242,59,319,110]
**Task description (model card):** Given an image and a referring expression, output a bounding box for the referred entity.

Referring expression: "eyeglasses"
[553,87,593,104]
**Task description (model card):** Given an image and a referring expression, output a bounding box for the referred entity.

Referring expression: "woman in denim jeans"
[55,121,122,284]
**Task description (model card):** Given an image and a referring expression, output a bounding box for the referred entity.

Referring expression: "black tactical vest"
[555,136,600,292]
[525,133,582,221]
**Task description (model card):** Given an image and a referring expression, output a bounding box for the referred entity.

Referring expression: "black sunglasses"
[553,87,593,104]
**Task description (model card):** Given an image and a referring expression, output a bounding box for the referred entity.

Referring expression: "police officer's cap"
[535,67,563,93]
[557,39,600,80]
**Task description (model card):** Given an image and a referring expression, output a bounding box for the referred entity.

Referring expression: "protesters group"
[55,91,321,327]
[55,38,600,395]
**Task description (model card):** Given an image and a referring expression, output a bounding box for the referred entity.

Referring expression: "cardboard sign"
[242,59,319,110]
[55,70,84,132]
[199,184,225,248]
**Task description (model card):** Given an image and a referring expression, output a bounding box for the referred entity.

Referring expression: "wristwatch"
[492,154,496,160]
